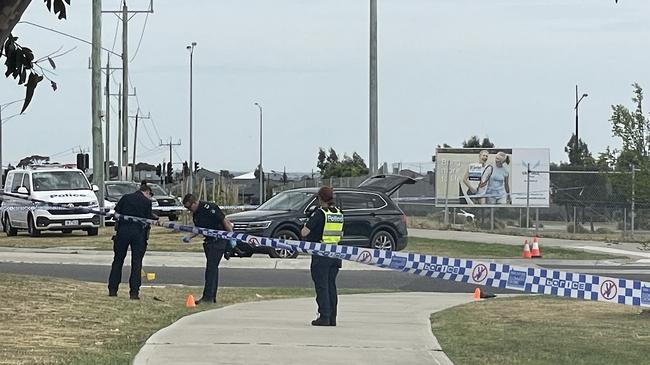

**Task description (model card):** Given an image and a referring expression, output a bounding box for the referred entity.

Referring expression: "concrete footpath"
[410,228,650,260]
[133,292,472,365]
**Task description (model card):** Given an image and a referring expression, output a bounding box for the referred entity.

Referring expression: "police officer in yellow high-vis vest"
[301,186,344,326]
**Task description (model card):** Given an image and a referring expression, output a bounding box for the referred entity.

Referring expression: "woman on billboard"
[462,150,491,205]
[485,151,511,205]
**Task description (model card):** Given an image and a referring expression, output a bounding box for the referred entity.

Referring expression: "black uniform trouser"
[202,239,226,301]
[108,225,147,295]
[311,255,340,320]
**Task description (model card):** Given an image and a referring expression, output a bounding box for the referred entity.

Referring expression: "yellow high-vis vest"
[322,207,344,244]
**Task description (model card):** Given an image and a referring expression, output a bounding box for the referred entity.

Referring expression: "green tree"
[606,83,650,211]
[317,148,328,172]
[564,135,595,167]
[17,154,49,167]
[317,148,369,178]
[462,136,495,148]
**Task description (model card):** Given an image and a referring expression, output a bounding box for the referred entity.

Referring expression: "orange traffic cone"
[185,294,196,308]
[531,237,542,258]
[522,240,532,259]
[473,288,481,301]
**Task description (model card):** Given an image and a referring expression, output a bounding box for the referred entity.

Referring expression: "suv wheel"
[268,229,300,259]
[4,215,17,237]
[371,230,395,251]
[27,215,41,237]
[87,227,99,236]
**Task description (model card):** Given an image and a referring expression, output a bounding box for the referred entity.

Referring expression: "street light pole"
[254,102,263,204]
[574,85,588,156]
[187,42,197,194]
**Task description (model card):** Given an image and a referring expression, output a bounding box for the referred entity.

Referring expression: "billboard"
[435,148,550,208]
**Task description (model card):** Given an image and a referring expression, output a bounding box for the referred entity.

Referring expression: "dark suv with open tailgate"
[227,175,416,258]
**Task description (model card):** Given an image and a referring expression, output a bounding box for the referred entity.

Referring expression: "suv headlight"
[89,201,99,208]
[248,221,272,230]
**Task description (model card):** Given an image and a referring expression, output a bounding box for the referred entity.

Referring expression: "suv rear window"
[338,192,385,210]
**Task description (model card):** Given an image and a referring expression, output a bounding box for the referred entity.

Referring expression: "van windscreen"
[32,171,91,191]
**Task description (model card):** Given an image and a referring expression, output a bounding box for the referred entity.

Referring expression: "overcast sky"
[1,0,649,173]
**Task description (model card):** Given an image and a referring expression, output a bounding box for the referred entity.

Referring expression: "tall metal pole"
[575,85,579,153]
[91,0,104,225]
[104,53,110,180]
[187,42,196,194]
[117,84,122,180]
[630,165,636,237]
[443,160,450,226]
[132,112,138,181]
[369,0,378,175]
[526,163,530,229]
[574,85,587,159]
[121,3,129,181]
[255,102,263,204]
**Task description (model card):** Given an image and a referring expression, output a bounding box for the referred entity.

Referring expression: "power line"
[140,119,159,149]
[111,16,120,51]
[130,12,149,62]
[149,115,163,141]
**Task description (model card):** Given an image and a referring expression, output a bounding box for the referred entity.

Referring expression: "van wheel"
[27,215,41,237]
[268,229,299,259]
[371,230,395,251]
[4,215,17,237]
[87,228,99,236]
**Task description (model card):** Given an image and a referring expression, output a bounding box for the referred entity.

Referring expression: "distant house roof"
[233,171,256,180]
[195,168,221,181]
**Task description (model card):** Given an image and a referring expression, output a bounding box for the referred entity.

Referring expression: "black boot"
[311,316,331,326]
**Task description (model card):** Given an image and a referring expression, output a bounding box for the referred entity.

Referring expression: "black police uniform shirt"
[114,191,154,227]
[305,208,326,243]
[193,201,226,241]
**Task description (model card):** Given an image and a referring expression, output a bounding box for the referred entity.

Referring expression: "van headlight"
[248,221,272,230]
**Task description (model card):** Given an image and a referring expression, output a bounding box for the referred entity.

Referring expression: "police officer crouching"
[182,194,234,305]
[108,182,158,300]
[301,186,344,326]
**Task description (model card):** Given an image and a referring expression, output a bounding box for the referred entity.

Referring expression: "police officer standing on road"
[301,186,344,326]
[108,183,158,300]
[182,194,234,305]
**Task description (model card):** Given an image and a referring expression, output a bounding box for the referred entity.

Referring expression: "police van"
[1,165,101,236]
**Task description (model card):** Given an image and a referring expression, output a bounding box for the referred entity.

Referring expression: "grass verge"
[0,227,625,260]
[0,274,374,365]
[408,237,625,260]
[430,296,650,365]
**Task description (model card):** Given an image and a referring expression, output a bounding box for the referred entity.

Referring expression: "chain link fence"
[397,169,650,241]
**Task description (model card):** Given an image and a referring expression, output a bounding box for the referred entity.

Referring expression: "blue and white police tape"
[112,213,650,309]
[3,191,649,308]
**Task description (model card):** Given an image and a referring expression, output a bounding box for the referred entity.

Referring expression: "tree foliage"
[1,0,70,112]
[17,154,49,167]
[462,136,495,148]
[317,148,369,178]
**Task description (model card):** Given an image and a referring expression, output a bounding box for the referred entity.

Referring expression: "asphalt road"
[0,262,520,293]
[2,262,647,293]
